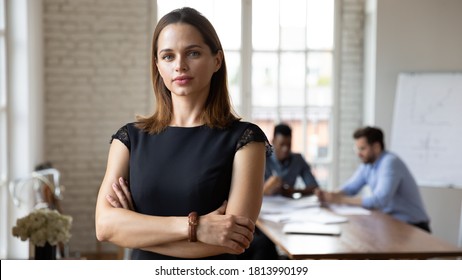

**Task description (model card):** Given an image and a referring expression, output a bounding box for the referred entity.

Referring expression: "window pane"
[280,110,305,154]
[157,0,241,50]
[280,0,306,50]
[226,51,241,108]
[252,52,278,107]
[280,52,305,106]
[305,106,331,160]
[211,1,241,50]
[307,52,333,106]
[252,0,279,50]
[306,0,334,50]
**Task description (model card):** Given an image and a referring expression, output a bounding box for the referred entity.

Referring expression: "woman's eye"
[189,51,200,57]
[162,54,173,61]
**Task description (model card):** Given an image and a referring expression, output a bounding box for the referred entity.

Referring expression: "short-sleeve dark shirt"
[111,120,271,260]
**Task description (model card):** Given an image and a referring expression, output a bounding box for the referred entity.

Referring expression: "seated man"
[264,123,319,198]
[239,123,319,259]
[316,126,431,232]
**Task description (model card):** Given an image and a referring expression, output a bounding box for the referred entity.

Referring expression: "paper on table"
[260,195,320,214]
[299,209,348,224]
[329,204,371,215]
[259,207,321,223]
[283,222,342,236]
[259,207,348,224]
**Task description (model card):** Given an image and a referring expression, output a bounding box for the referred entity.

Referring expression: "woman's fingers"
[118,177,134,210]
[106,194,122,208]
[221,224,254,254]
[197,214,255,254]
[109,178,134,210]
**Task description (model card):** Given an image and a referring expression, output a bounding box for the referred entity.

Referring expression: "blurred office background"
[1,0,461,259]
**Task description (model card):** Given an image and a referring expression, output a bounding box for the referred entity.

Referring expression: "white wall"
[367,0,462,143]
[420,187,462,246]
[364,0,462,246]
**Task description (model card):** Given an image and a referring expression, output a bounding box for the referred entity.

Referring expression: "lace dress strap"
[236,124,272,157]
[110,125,130,150]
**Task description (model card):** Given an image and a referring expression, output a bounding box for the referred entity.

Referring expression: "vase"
[35,242,57,260]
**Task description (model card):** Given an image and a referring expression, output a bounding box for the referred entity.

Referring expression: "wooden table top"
[257,209,462,259]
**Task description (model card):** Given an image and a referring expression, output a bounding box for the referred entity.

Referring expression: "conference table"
[257,198,462,259]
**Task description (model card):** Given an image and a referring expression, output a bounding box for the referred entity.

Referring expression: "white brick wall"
[337,0,365,184]
[42,0,366,256]
[43,0,152,254]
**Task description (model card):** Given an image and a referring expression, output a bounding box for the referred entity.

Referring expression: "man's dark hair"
[274,123,292,138]
[353,126,385,150]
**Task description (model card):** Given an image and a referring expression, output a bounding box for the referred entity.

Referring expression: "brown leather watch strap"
[188,211,199,242]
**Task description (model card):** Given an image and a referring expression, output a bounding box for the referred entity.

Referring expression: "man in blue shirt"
[316,126,431,232]
[264,123,319,197]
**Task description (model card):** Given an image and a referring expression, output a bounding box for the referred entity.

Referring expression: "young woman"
[95,7,270,259]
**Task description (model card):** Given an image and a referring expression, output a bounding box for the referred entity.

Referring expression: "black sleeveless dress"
[110,121,271,259]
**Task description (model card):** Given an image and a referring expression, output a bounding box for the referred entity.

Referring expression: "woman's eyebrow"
[158,44,204,54]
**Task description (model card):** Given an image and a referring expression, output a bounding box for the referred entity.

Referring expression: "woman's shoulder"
[110,122,145,149]
[232,121,272,156]
[231,120,262,131]
[230,121,267,140]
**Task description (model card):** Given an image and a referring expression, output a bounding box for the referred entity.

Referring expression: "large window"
[157,0,335,186]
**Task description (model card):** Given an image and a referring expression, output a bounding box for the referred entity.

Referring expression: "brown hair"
[353,126,385,150]
[136,7,239,134]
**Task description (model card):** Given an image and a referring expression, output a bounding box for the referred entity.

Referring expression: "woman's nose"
[175,56,188,72]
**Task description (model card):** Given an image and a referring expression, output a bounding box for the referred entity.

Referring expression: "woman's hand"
[196,201,255,254]
[106,177,134,211]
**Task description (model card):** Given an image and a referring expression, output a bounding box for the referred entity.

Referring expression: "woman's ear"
[214,50,223,72]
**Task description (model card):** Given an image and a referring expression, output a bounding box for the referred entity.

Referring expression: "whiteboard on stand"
[390,73,462,188]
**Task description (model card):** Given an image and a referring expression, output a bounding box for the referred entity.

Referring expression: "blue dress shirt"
[341,151,429,224]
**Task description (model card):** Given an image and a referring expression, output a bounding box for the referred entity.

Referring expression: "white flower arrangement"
[12,208,72,247]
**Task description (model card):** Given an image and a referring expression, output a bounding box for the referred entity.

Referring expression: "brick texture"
[337,0,365,183]
[43,0,152,254]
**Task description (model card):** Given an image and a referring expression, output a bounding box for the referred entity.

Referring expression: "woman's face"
[156,23,222,100]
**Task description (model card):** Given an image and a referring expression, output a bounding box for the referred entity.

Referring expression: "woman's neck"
[170,96,206,127]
